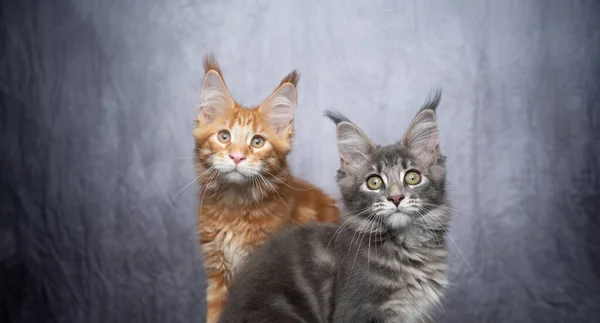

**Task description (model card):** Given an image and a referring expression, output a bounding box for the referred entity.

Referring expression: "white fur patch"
[386,213,411,228]
[220,229,251,279]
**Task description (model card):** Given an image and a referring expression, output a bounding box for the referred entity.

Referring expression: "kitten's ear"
[402,90,442,151]
[401,109,439,162]
[259,71,299,135]
[336,122,376,171]
[325,111,376,171]
[197,56,234,125]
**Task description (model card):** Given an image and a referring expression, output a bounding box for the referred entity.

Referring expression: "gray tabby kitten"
[218,92,450,323]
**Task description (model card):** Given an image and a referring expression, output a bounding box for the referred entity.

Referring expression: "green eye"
[218,130,231,143]
[251,135,265,148]
[366,175,383,190]
[404,171,421,185]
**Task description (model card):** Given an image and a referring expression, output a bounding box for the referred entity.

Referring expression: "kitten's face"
[193,57,299,186]
[339,145,446,231]
[328,94,445,231]
[195,107,292,184]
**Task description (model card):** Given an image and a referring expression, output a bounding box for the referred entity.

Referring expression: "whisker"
[375,212,384,274]
[363,218,378,264]
[260,169,315,191]
[199,169,220,209]
[171,175,201,201]
[348,213,375,256]
[427,213,475,275]
[347,213,377,285]
[251,176,259,197]
[367,217,377,271]
[332,209,373,253]
[415,209,443,247]
[258,174,290,211]
[257,176,269,202]
[419,202,474,218]
[323,216,354,254]
[321,208,373,265]
[353,215,375,268]
[198,166,219,181]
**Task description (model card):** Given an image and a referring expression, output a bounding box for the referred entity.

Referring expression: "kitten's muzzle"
[387,195,404,207]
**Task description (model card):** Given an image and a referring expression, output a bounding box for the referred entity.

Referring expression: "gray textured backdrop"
[1,0,600,322]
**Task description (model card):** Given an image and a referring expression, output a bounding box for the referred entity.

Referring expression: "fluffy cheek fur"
[337,173,369,213]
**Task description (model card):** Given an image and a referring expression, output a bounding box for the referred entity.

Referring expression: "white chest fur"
[218,229,254,282]
[380,277,445,322]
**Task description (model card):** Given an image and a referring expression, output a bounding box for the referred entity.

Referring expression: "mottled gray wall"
[1,0,599,322]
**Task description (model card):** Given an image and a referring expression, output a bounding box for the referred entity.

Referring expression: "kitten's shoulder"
[256,222,340,264]
[277,222,339,241]
[229,223,339,289]
[220,222,341,323]
[287,177,341,224]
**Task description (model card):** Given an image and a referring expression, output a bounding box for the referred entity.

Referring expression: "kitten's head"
[193,54,298,186]
[326,92,446,232]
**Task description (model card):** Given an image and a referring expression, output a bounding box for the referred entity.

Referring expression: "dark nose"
[387,195,404,207]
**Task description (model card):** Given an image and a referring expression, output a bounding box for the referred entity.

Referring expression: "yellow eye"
[404,171,421,185]
[251,135,265,148]
[217,130,231,143]
[366,175,384,190]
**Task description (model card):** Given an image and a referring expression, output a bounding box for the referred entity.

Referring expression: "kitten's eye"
[404,171,421,185]
[217,130,231,143]
[251,135,265,148]
[366,175,384,190]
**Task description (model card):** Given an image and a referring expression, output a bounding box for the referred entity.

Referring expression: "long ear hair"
[258,71,299,136]
[325,110,376,172]
[400,90,443,165]
[197,53,234,125]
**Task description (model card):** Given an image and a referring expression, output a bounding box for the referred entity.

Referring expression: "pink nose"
[387,195,404,207]
[229,153,247,165]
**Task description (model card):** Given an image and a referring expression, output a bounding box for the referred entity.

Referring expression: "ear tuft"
[260,82,297,135]
[324,109,350,125]
[203,53,223,76]
[279,70,300,87]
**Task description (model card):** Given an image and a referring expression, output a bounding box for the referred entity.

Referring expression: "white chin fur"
[212,158,261,183]
[224,171,248,183]
[386,212,411,229]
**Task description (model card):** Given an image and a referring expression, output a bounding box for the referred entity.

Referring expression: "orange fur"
[194,54,340,323]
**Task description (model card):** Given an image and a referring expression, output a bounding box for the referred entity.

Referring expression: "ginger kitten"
[193,54,340,323]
